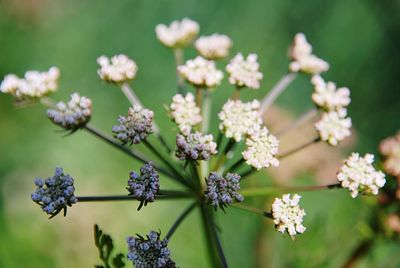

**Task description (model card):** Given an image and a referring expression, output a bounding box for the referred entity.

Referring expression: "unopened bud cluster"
[176,132,217,161]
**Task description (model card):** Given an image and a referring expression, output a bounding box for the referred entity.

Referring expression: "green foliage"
[94,224,125,268]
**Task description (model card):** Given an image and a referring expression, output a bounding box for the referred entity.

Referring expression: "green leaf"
[93,224,125,268]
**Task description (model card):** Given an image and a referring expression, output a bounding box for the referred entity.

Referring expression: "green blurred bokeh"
[0,0,399,267]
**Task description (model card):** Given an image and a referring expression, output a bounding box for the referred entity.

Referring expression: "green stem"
[77,190,193,202]
[165,202,197,240]
[201,90,211,133]
[174,48,185,94]
[231,87,241,100]
[277,137,320,159]
[232,203,273,219]
[239,183,342,197]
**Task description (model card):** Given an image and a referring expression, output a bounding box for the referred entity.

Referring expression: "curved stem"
[239,183,342,197]
[277,137,320,159]
[260,72,297,115]
[165,202,197,240]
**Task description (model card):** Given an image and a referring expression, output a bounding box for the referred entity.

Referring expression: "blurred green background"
[0,0,399,267]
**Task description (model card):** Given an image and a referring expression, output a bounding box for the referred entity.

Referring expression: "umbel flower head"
[194,34,232,60]
[311,75,351,112]
[176,132,217,161]
[271,194,306,238]
[155,17,199,48]
[315,110,351,146]
[97,54,138,84]
[127,231,176,268]
[205,172,244,211]
[337,153,386,198]
[289,33,329,75]
[1,67,60,102]
[47,92,92,131]
[380,132,400,178]
[218,99,262,142]
[127,162,160,210]
[169,93,202,135]
[31,167,77,218]
[177,56,224,88]
[112,104,154,145]
[243,125,280,170]
[226,53,263,89]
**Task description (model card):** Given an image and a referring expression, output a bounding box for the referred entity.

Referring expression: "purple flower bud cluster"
[127,162,160,210]
[31,167,77,217]
[112,104,154,145]
[205,172,244,211]
[175,132,217,161]
[127,231,176,268]
[47,93,92,131]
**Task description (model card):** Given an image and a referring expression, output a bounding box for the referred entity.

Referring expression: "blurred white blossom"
[289,33,329,74]
[226,53,263,89]
[178,56,223,88]
[272,194,306,238]
[337,153,386,198]
[195,34,232,60]
[243,125,279,170]
[218,99,262,142]
[315,111,351,146]
[1,67,60,101]
[97,54,138,83]
[311,75,350,111]
[170,93,202,135]
[155,18,199,48]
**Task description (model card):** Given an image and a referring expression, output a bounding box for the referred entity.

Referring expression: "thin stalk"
[239,183,342,197]
[142,140,193,188]
[201,90,211,133]
[199,204,225,268]
[165,202,197,240]
[275,108,318,137]
[174,48,185,94]
[215,139,237,172]
[120,83,172,153]
[196,87,203,113]
[232,203,273,219]
[277,137,320,159]
[77,190,193,202]
[260,72,297,115]
[226,157,246,173]
[231,87,240,100]
[209,217,228,268]
[239,167,256,180]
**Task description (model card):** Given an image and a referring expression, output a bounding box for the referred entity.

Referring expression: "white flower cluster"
[315,110,351,146]
[195,34,232,60]
[177,56,223,88]
[272,194,306,238]
[155,18,199,48]
[243,125,279,170]
[1,67,60,101]
[97,54,138,83]
[337,153,386,198]
[289,33,329,75]
[311,75,350,112]
[218,99,262,142]
[47,92,92,130]
[226,53,263,89]
[170,93,202,135]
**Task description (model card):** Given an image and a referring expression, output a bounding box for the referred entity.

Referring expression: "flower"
[169,93,202,135]
[379,132,400,178]
[194,34,232,60]
[1,67,60,101]
[155,18,199,48]
[226,53,263,89]
[218,99,262,142]
[205,172,244,211]
[97,54,138,83]
[311,75,350,111]
[315,110,351,146]
[127,162,160,210]
[271,194,306,238]
[176,132,217,161]
[112,104,154,145]
[243,125,279,170]
[288,33,329,74]
[47,92,92,131]
[337,153,386,198]
[127,231,176,268]
[177,56,223,88]
[31,167,77,218]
